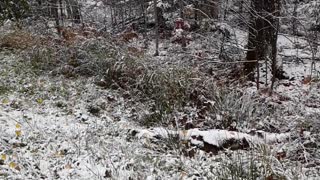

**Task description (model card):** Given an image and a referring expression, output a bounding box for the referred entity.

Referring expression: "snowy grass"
[1,17,320,179]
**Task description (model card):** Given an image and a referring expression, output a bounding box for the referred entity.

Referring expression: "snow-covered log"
[131,128,291,154]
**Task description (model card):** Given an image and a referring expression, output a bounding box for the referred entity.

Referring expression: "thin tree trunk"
[59,0,64,26]
[256,60,260,89]
[65,0,72,19]
[153,0,159,56]
[50,0,61,35]
[194,1,199,25]
[179,0,184,18]
[110,5,114,29]
[292,0,298,35]
[141,0,148,49]
[269,0,281,95]
[239,0,243,13]
[120,5,124,29]
[244,2,257,81]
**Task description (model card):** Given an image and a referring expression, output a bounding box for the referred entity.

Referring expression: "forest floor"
[0,21,320,179]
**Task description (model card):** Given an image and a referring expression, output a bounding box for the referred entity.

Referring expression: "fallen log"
[130,128,291,154]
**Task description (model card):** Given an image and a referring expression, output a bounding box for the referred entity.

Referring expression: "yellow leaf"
[65,164,72,169]
[16,123,21,129]
[15,130,22,137]
[181,140,188,145]
[9,162,17,169]
[1,154,6,161]
[36,98,43,104]
[55,150,66,157]
[2,98,9,104]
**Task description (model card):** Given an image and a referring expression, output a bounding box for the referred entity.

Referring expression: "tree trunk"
[141,0,148,49]
[194,1,199,25]
[211,0,219,19]
[268,0,281,94]
[292,0,298,35]
[244,1,257,81]
[153,0,159,56]
[244,0,280,87]
[59,0,64,26]
[49,0,61,35]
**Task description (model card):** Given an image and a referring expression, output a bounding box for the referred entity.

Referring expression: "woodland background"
[0,0,320,179]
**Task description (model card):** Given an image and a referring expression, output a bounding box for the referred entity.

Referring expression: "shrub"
[0,85,11,95]
[0,0,30,23]
[0,30,37,50]
[214,149,287,180]
[27,47,57,74]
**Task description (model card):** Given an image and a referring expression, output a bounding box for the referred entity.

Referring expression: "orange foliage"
[127,46,145,57]
[302,75,312,84]
[119,32,139,43]
[57,27,78,42]
[81,25,99,38]
[0,30,38,49]
[56,26,100,44]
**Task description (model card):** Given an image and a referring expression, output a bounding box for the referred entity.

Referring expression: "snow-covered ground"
[1,6,320,178]
[1,28,320,179]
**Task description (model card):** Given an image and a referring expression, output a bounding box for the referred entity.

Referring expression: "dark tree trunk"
[141,0,148,49]
[292,0,298,35]
[244,0,281,87]
[153,0,159,56]
[194,1,199,26]
[244,11,257,81]
[49,0,61,35]
[268,0,281,94]
[59,0,64,26]
[71,0,82,24]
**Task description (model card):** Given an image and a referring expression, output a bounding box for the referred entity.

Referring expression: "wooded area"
[0,0,320,179]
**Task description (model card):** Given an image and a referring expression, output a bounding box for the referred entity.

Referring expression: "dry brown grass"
[127,46,145,57]
[0,30,40,50]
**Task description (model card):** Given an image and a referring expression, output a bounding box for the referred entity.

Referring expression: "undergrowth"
[2,28,283,131]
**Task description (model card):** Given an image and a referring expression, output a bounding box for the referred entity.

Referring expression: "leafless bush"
[0,30,38,50]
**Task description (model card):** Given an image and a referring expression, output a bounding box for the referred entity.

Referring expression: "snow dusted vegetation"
[1,0,320,180]
[1,28,320,179]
